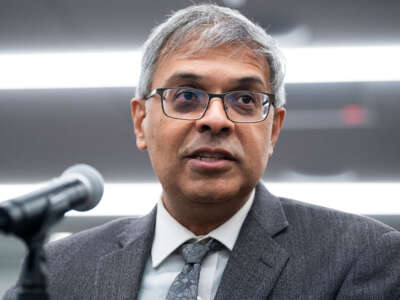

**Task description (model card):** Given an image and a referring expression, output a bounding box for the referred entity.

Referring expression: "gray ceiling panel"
[0,0,399,52]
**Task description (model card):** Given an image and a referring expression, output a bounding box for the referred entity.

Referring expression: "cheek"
[145,114,192,175]
[239,124,271,172]
[144,114,168,172]
[144,104,171,152]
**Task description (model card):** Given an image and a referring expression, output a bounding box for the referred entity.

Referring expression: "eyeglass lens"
[162,88,270,122]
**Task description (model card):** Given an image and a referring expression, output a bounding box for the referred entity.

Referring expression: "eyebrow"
[232,76,266,88]
[163,73,266,89]
[163,72,203,86]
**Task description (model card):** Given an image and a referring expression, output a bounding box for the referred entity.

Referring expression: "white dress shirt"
[137,190,255,300]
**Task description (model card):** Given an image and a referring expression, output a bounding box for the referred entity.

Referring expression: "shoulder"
[279,196,396,238]
[255,182,397,242]
[47,217,140,252]
[274,196,400,264]
[256,188,400,297]
[41,218,136,270]
[254,182,399,254]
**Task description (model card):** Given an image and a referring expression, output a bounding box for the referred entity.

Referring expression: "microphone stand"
[0,180,86,299]
[10,194,67,300]
[17,226,50,300]
[0,164,102,299]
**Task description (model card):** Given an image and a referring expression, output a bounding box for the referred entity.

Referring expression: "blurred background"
[1,0,399,294]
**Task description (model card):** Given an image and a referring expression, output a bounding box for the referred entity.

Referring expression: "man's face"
[131,43,285,210]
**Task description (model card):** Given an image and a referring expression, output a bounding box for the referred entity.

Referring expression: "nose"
[195,97,234,135]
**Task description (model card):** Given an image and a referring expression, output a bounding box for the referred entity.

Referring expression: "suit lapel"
[215,183,290,300]
[93,208,156,300]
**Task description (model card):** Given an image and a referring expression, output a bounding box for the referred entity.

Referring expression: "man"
[4,4,400,300]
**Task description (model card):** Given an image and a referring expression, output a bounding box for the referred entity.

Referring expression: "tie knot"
[180,238,222,264]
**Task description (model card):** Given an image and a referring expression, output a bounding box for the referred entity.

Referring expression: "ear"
[268,107,286,157]
[130,98,148,150]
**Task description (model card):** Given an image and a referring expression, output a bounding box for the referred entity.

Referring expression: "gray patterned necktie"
[166,238,222,300]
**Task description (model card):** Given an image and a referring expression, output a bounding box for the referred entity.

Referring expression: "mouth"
[187,149,236,162]
[184,147,237,173]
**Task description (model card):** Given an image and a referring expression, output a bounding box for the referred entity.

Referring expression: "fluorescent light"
[0,182,399,216]
[266,182,400,215]
[0,51,142,90]
[0,46,399,89]
[49,232,73,242]
[283,46,400,83]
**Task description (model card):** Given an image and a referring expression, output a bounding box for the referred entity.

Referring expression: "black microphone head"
[61,164,104,211]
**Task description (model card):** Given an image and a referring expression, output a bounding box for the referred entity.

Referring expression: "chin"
[183,180,246,204]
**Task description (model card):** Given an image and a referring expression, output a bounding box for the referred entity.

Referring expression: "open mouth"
[190,154,234,161]
[193,156,223,162]
[185,148,236,172]
[187,149,236,162]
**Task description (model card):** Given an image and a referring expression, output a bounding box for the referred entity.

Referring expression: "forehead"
[152,41,271,90]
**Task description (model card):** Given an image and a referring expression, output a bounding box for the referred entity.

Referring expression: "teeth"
[195,156,221,162]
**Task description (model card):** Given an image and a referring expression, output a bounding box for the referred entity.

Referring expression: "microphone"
[0,164,104,236]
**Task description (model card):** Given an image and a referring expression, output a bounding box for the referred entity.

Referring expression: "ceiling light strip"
[0,182,399,216]
[0,46,399,89]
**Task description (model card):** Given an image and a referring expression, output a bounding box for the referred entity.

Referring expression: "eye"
[231,92,258,107]
[226,91,262,116]
[237,94,255,105]
[166,88,205,114]
[182,91,196,100]
[174,89,200,101]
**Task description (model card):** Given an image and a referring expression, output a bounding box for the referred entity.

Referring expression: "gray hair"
[136,4,286,107]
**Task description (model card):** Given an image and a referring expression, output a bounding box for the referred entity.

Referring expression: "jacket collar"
[215,182,290,300]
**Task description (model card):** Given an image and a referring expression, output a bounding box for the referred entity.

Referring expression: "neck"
[161,189,252,235]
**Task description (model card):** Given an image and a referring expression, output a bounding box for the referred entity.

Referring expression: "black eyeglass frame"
[144,87,276,123]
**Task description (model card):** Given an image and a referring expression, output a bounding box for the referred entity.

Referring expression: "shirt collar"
[151,189,255,268]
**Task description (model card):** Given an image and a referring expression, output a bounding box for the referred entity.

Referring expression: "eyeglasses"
[145,87,275,123]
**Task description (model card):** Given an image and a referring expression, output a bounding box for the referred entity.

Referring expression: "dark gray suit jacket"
[4,183,400,299]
